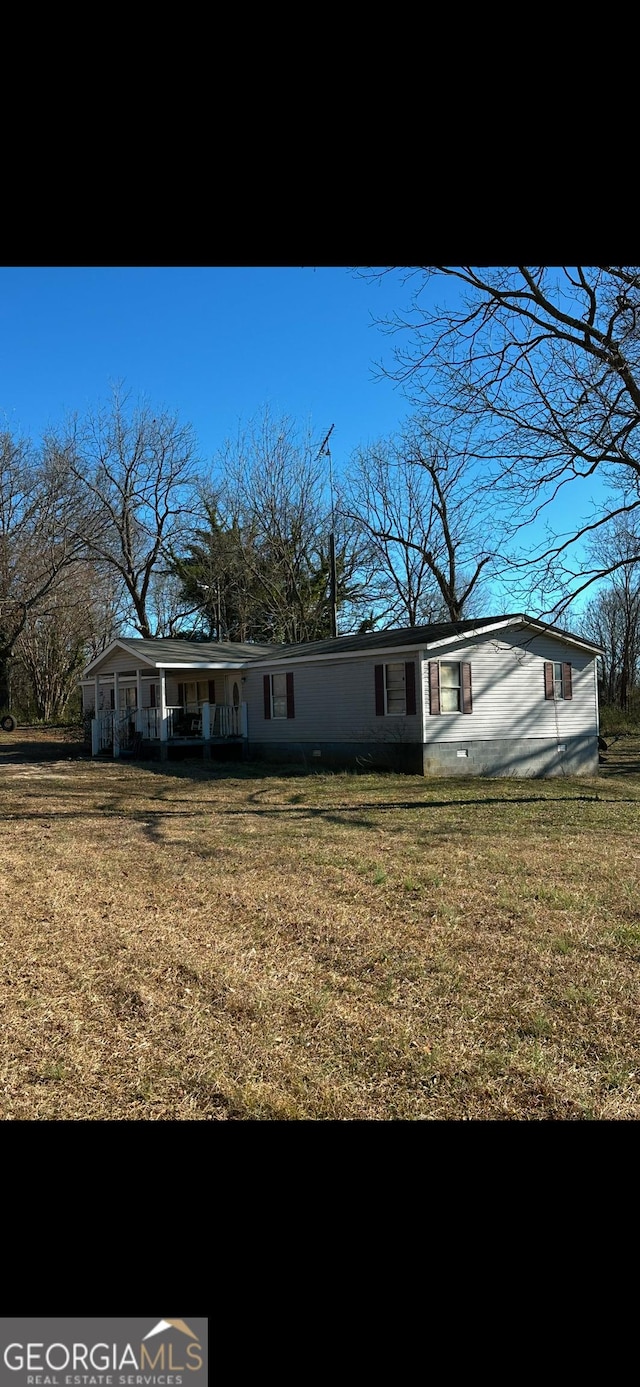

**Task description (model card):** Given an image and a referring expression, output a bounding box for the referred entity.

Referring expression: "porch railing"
[138,707,161,739]
[92,702,246,753]
[165,703,243,738]
[214,704,242,737]
[91,710,136,753]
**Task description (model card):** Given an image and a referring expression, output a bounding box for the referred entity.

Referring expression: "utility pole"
[318,424,338,638]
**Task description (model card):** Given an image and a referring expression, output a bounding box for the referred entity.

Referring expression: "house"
[80,614,602,777]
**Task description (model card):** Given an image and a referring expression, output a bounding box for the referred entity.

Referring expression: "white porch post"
[201,700,211,762]
[136,668,143,732]
[113,670,120,759]
[159,668,168,760]
[92,675,101,759]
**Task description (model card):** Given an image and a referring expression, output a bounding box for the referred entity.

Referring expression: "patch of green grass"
[600,1062,636,1091]
[561,985,596,1007]
[612,926,640,947]
[550,934,575,954]
[38,1063,67,1082]
[517,1012,552,1040]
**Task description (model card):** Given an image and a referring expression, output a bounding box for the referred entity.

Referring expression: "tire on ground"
[1,713,17,732]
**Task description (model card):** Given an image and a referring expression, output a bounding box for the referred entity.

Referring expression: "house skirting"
[422,735,599,777]
[248,740,427,774]
[246,735,599,777]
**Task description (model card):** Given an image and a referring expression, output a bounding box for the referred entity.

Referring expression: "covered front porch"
[92,701,247,759]
[87,663,248,761]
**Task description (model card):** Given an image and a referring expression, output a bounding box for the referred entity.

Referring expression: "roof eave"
[82,639,157,677]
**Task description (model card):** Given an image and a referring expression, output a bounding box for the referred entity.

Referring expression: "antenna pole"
[318,425,338,638]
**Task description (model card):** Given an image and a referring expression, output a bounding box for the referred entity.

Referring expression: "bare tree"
[17,582,89,722]
[581,517,640,709]
[15,559,128,721]
[83,565,128,659]
[195,408,366,642]
[58,386,200,638]
[0,431,85,713]
[363,266,640,614]
[343,420,494,624]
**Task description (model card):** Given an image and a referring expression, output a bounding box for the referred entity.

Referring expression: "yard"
[1,728,639,1120]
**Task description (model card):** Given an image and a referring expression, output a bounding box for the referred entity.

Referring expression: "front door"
[227,675,241,709]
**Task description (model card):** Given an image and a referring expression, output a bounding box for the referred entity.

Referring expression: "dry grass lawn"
[1,727,639,1120]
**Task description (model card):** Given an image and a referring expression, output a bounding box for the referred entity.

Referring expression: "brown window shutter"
[149,683,156,708]
[263,674,271,719]
[405,661,417,715]
[544,663,554,700]
[375,664,385,715]
[563,662,572,699]
[462,662,473,713]
[286,672,295,718]
[429,662,440,714]
[208,679,216,704]
[178,682,184,707]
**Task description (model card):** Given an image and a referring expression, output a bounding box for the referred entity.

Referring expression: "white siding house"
[80,615,602,777]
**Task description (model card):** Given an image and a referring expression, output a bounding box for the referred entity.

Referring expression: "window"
[272,672,287,718]
[440,662,461,712]
[428,661,472,714]
[385,662,406,715]
[110,685,137,708]
[375,662,417,716]
[178,679,214,709]
[544,661,572,701]
[263,672,295,719]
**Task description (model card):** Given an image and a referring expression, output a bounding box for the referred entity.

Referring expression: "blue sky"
[0,265,610,618]
[0,266,413,472]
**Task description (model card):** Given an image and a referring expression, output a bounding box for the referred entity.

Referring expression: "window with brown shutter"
[375,661,418,716]
[429,661,472,714]
[545,661,572,699]
[264,673,295,719]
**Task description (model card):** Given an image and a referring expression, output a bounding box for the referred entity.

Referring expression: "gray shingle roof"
[263,615,524,660]
[108,614,601,666]
[115,637,281,665]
